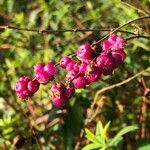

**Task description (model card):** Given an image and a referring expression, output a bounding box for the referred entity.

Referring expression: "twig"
[93,68,150,108]
[126,35,150,41]
[92,15,150,46]
[122,2,148,15]
[0,25,142,35]
[139,77,149,138]
[25,98,36,117]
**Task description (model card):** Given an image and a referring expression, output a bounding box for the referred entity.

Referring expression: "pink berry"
[15,76,31,99]
[66,86,75,98]
[102,34,125,52]
[60,56,71,68]
[51,83,66,98]
[102,40,112,51]
[77,43,93,61]
[86,67,102,82]
[52,97,67,107]
[28,79,40,93]
[17,91,27,99]
[108,34,117,43]
[44,61,56,78]
[96,53,115,75]
[66,70,78,80]
[66,61,79,72]
[50,82,70,106]
[112,50,126,67]
[34,63,44,73]
[15,80,27,92]
[35,72,50,84]
[79,62,88,74]
[73,76,89,89]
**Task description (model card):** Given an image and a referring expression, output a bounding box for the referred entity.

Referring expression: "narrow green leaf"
[82,143,101,150]
[103,121,111,137]
[96,121,103,136]
[109,126,138,146]
[85,128,102,145]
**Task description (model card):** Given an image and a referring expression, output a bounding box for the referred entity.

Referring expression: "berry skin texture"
[66,86,75,98]
[79,62,88,74]
[73,76,89,89]
[27,79,40,93]
[52,97,67,107]
[34,61,56,84]
[44,62,56,78]
[66,61,79,72]
[15,76,30,99]
[15,76,39,99]
[50,82,74,107]
[66,70,78,80]
[96,53,115,75]
[77,43,93,61]
[86,67,102,82]
[60,56,71,68]
[35,72,50,84]
[34,63,45,73]
[102,34,125,52]
[112,50,126,67]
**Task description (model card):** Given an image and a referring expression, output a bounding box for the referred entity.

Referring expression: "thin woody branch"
[92,15,150,46]
[0,25,144,35]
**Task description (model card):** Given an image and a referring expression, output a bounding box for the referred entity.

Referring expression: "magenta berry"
[102,34,125,52]
[66,70,78,80]
[44,61,56,78]
[73,76,89,89]
[79,62,88,74]
[15,76,39,99]
[52,97,67,107]
[86,66,102,82]
[51,83,66,98]
[15,77,29,92]
[35,72,50,84]
[34,61,56,84]
[34,63,44,73]
[66,86,75,98]
[50,82,73,106]
[112,50,126,67]
[27,79,40,93]
[96,53,115,75]
[66,61,79,72]
[60,56,72,68]
[77,43,93,61]
[102,40,112,52]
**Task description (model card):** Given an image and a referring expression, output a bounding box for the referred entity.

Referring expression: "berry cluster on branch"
[15,34,126,107]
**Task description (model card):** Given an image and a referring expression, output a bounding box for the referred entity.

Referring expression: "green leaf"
[137,139,150,150]
[138,144,150,150]
[96,121,111,145]
[103,121,111,138]
[85,128,102,146]
[82,143,101,150]
[109,126,138,146]
[96,121,103,136]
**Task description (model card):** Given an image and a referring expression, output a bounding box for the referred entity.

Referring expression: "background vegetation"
[0,0,150,149]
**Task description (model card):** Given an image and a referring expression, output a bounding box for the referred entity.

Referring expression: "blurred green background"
[0,0,150,149]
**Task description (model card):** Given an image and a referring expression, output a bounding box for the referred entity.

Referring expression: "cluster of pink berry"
[15,34,126,107]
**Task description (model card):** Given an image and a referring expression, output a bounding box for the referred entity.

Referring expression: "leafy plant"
[82,121,138,150]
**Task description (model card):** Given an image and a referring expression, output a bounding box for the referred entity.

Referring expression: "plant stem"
[126,35,150,41]
[25,98,36,117]
[92,15,150,46]
[0,25,141,35]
